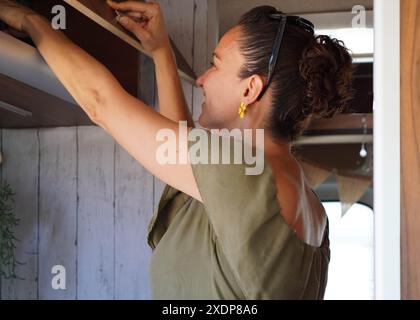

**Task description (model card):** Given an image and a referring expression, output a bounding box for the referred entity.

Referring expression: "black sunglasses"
[256,14,315,101]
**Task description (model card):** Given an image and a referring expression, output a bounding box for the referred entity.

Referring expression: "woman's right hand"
[107,0,171,57]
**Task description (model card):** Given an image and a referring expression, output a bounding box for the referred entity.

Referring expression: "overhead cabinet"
[0,0,196,128]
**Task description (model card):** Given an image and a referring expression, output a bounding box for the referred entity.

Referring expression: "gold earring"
[238,102,247,119]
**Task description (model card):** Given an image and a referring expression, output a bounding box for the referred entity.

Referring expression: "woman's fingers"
[116,10,148,23]
[107,0,158,18]
[117,15,151,42]
[109,0,169,56]
[126,11,145,20]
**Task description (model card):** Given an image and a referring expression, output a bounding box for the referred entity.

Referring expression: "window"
[323,202,374,300]
[300,10,374,63]
[316,28,374,58]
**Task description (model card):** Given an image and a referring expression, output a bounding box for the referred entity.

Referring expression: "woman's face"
[196,26,248,130]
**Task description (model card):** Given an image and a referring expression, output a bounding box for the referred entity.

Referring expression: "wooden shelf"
[63,0,196,83]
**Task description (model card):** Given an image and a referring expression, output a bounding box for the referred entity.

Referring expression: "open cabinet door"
[401,0,420,300]
[63,0,196,83]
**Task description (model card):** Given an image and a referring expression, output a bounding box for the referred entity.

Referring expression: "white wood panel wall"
[38,128,78,299]
[0,0,218,299]
[77,127,115,299]
[114,142,153,299]
[0,129,2,300]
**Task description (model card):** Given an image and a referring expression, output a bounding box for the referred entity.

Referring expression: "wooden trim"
[294,134,373,145]
[63,0,197,83]
[374,0,401,299]
[401,0,420,300]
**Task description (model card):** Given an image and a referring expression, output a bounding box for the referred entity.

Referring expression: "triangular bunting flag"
[336,174,372,217]
[299,160,332,189]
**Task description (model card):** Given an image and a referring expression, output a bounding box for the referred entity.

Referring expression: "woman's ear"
[243,75,265,104]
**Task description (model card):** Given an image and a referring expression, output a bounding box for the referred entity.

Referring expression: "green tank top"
[147,128,330,299]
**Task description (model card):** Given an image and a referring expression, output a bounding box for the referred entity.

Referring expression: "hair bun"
[298,35,356,118]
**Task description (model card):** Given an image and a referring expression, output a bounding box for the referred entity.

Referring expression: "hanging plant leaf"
[0,180,21,279]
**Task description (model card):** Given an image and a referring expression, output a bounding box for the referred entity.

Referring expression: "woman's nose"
[196,73,204,88]
[195,68,210,88]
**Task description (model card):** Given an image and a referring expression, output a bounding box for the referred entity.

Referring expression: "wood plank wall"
[0,130,1,299]
[0,0,218,300]
[401,0,420,300]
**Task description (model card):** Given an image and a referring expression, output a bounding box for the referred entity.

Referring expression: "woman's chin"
[198,113,213,129]
[198,109,220,130]
[197,113,206,127]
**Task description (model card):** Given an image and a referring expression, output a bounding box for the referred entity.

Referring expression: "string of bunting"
[298,157,372,216]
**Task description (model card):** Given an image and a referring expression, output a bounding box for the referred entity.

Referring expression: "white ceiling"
[218,0,373,35]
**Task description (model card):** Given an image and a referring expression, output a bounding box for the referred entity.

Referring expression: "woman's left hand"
[107,0,171,58]
[0,0,38,32]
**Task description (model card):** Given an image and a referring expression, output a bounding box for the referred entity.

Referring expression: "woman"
[0,0,354,299]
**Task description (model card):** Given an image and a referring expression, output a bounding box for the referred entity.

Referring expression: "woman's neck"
[263,131,291,159]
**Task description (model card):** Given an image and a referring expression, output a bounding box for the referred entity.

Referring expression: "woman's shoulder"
[186,127,329,249]
[267,155,329,249]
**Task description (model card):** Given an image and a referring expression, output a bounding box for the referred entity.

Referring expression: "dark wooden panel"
[31,0,139,97]
[0,110,42,128]
[303,113,373,135]
[401,0,420,300]
[63,0,196,82]
[1,0,143,128]
[349,63,373,114]
[294,143,372,178]
[0,74,93,128]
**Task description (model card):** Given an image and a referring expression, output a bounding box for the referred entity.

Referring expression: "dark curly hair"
[237,6,356,142]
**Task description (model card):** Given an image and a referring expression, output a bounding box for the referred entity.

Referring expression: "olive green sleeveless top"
[147,128,330,299]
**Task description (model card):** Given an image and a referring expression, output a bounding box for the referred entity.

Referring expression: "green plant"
[0,180,20,279]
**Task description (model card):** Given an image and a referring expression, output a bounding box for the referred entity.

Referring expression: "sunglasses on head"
[256,14,315,101]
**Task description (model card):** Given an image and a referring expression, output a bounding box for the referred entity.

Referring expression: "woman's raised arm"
[107,0,195,127]
[0,0,202,202]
